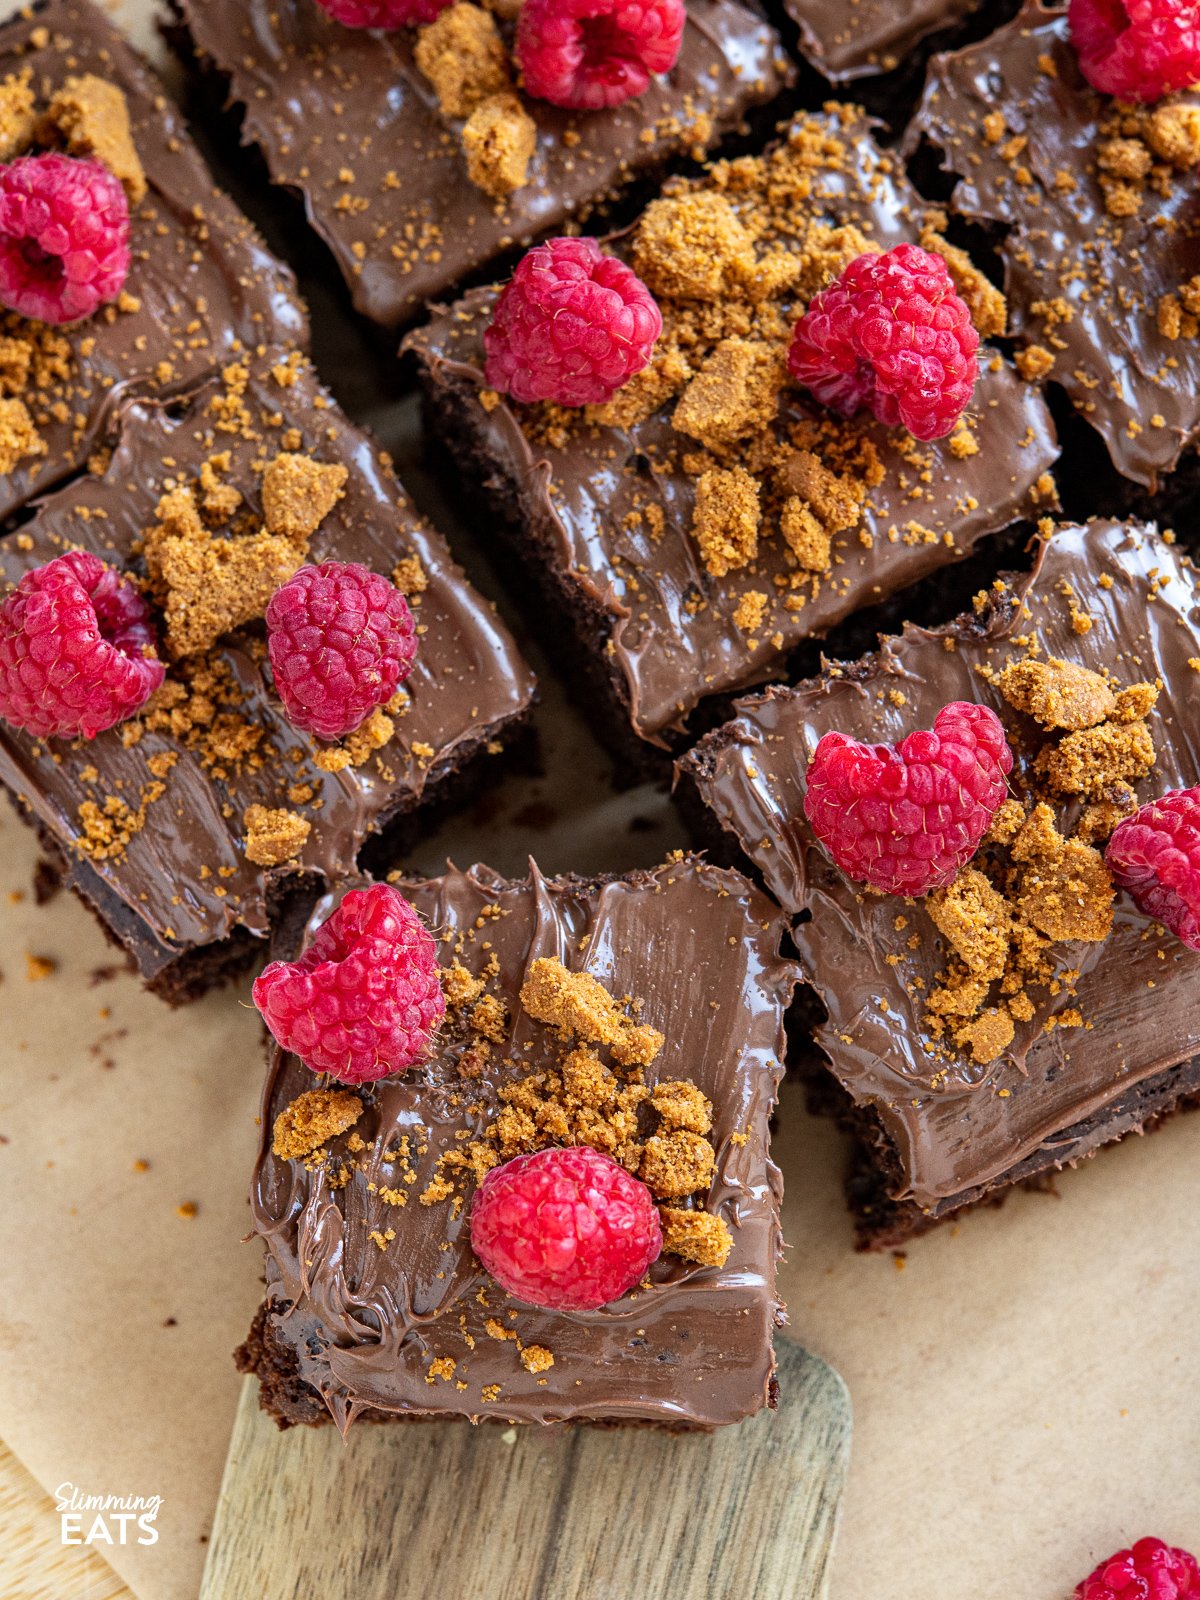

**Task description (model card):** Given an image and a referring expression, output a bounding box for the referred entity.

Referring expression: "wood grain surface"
[200,1339,851,1600]
[0,1439,135,1600]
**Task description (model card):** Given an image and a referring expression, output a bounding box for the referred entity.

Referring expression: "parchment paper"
[0,3,1197,1597]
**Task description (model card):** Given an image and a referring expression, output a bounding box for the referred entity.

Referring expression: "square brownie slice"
[406,106,1060,770]
[0,0,308,528]
[169,0,792,330]
[909,0,1200,498]
[680,520,1200,1247]
[240,855,795,1428]
[0,349,535,1001]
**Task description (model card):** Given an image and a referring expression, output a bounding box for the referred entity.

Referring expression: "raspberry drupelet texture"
[1068,0,1200,102]
[265,561,418,742]
[516,0,686,110]
[787,243,980,443]
[313,0,453,27]
[1074,1537,1200,1599]
[484,236,661,406]
[470,1146,663,1310]
[803,701,1014,897]
[1105,786,1200,951]
[253,883,445,1084]
[0,153,130,326]
[0,551,164,740]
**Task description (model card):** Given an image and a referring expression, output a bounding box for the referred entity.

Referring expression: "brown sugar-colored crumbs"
[658,1206,733,1267]
[243,804,311,868]
[260,452,348,540]
[519,956,664,1067]
[40,74,147,202]
[273,1088,364,1161]
[414,2,510,119]
[462,93,537,200]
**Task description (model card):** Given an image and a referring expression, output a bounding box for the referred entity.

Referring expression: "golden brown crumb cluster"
[273,1088,364,1160]
[413,2,536,198]
[920,650,1159,1064]
[421,952,735,1269]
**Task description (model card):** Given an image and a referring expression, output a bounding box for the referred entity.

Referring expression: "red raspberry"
[516,0,686,111]
[0,153,130,326]
[1105,786,1200,951]
[312,0,452,27]
[470,1146,663,1310]
[0,551,163,740]
[253,883,445,1084]
[787,243,980,443]
[1075,1538,1200,1599]
[265,561,417,742]
[1069,0,1200,103]
[803,701,1013,897]
[484,236,661,407]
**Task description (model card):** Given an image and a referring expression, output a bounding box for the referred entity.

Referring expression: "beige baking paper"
[0,3,1197,1597]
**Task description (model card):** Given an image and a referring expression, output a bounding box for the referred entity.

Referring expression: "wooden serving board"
[199,1339,851,1600]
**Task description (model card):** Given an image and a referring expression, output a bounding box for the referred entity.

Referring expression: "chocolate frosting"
[175,0,791,329]
[407,105,1060,746]
[787,0,977,82]
[0,0,308,527]
[681,521,1200,1210]
[0,351,535,979]
[252,858,796,1428]
[909,0,1200,489]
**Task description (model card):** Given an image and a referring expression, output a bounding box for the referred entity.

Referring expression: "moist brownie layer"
[680,520,1200,1245]
[0,351,535,1000]
[242,857,796,1428]
[0,0,307,528]
[170,0,791,330]
[408,106,1059,764]
[909,0,1200,492]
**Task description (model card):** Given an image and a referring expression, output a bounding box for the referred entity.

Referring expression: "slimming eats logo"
[55,1483,163,1546]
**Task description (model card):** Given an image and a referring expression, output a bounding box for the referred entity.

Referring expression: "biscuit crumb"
[462,93,536,199]
[999,656,1116,730]
[261,453,348,540]
[243,804,311,868]
[0,70,36,160]
[414,3,510,118]
[272,1088,363,1160]
[691,465,760,577]
[520,956,664,1066]
[41,75,146,201]
[640,1129,715,1198]
[659,1206,733,1266]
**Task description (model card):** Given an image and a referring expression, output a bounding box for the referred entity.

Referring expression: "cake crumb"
[272,1088,363,1160]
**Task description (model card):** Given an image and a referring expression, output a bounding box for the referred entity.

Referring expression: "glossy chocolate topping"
[251,858,796,1428]
[681,521,1200,1210]
[174,0,790,329]
[910,0,1200,489]
[0,0,307,528]
[408,106,1059,746]
[787,0,977,82]
[0,351,535,981]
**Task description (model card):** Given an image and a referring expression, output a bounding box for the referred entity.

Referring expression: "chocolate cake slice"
[168,0,792,330]
[240,856,795,1429]
[0,0,307,529]
[0,349,535,1001]
[679,520,1200,1247]
[909,0,1200,498]
[407,106,1059,770]
[786,0,1017,94]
